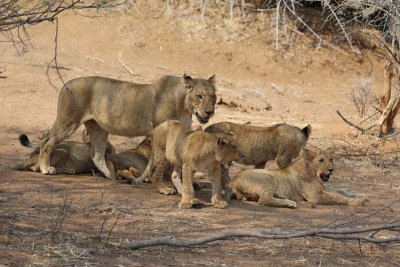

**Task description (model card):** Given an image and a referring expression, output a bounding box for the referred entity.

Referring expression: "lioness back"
[204,122,311,168]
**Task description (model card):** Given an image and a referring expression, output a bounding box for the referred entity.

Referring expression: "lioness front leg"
[208,167,228,209]
[316,191,367,206]
[178,163,194,209]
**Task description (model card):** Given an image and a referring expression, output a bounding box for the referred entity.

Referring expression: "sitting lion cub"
[135,120,243,209]
[231,148,367,208]
[204,122,311,169]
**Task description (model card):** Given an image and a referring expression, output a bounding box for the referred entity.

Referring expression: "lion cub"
[231,148,367,208]
[204,122,311,168]
[137,120,243,209]
[8,132,115,175]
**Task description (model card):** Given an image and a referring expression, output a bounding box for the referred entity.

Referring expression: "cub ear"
[208,74,216,87]
[302,148,318,159]
[218,136,229,146]
[183,73,194,90]
[302,124,312,139]
[81,128,91,144]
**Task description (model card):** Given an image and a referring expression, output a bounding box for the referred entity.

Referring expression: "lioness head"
[216,135,244,167]
[183,74,217,124]
[305,148,335,182]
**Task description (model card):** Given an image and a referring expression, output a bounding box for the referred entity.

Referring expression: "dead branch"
[336,110,375,134]
[125,223,400,249]
[118,51,138,77]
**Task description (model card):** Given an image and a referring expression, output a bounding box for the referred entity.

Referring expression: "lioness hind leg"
[258,194,297,208]
[84,120,113,179]
[38,123,80,175]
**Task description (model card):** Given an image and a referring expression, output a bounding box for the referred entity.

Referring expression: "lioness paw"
[178,200,193,209]
[41,166,56,175]
[212,199,228,209]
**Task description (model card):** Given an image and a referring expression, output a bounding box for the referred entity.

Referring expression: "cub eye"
[196,95,203,100]
[319,158,324,163]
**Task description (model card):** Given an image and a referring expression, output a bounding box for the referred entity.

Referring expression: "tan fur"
[231,148,368,208]
[9,132,151,180]
[8,131,115,175]
[204,122,311,168]
[136,120,243,209]
[36,74,217,179]
[106,138,152,180]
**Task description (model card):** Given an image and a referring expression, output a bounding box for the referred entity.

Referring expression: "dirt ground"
[0,2,399,266]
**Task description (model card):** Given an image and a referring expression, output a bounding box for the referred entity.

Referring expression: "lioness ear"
[183,73,194,90]
[302,124,312,139]
[218,136,229,146]
[208,74,216,87]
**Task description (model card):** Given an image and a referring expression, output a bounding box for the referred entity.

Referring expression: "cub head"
[304,148,335,182]
[183,74,217,124]
[216,134,244,167]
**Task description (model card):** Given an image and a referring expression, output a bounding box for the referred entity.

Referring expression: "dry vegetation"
[1,0,400,265]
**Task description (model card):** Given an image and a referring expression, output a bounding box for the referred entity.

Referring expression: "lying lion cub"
[204,121,311,168]
[8,132,115,175]
[8,131,151,179]
[136,120,243,209]
[231,148,367,208]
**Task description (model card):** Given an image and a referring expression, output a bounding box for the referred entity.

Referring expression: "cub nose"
[328,168,334,173]
[205,111,214,116]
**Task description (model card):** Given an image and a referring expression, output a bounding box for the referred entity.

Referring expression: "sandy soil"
[0,2,399,266]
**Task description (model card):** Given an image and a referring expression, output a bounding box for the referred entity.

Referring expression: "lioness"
[231,148,367,208]
[8,132,115,175]
[137,120,243,209]
[204,122,311,168]
[36,74,217,182]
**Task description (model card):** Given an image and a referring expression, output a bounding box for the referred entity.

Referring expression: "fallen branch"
[125,223,400,249]
[118,51,138,77]
[336,110,375,134]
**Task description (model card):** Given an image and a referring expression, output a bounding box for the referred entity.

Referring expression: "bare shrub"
[351,76,375,118]
[49,190,74,241]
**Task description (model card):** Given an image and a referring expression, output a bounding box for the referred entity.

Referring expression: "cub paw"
[178,200,193,209]
[158,184,177,195]
[287,200,297,209]
[348,197,367,206]
[212,199,228,209]
[41,166,56,175]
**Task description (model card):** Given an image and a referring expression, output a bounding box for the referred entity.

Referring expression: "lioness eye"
[196,95,203,100]
[319,158,324,163]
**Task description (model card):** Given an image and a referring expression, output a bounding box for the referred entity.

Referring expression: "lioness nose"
[328,168,334,173]
[205,111,214,116]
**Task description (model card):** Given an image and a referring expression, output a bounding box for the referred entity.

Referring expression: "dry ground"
[0,2,399,266]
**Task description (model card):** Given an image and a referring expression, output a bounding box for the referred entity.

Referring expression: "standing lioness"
[36,74,217,179]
